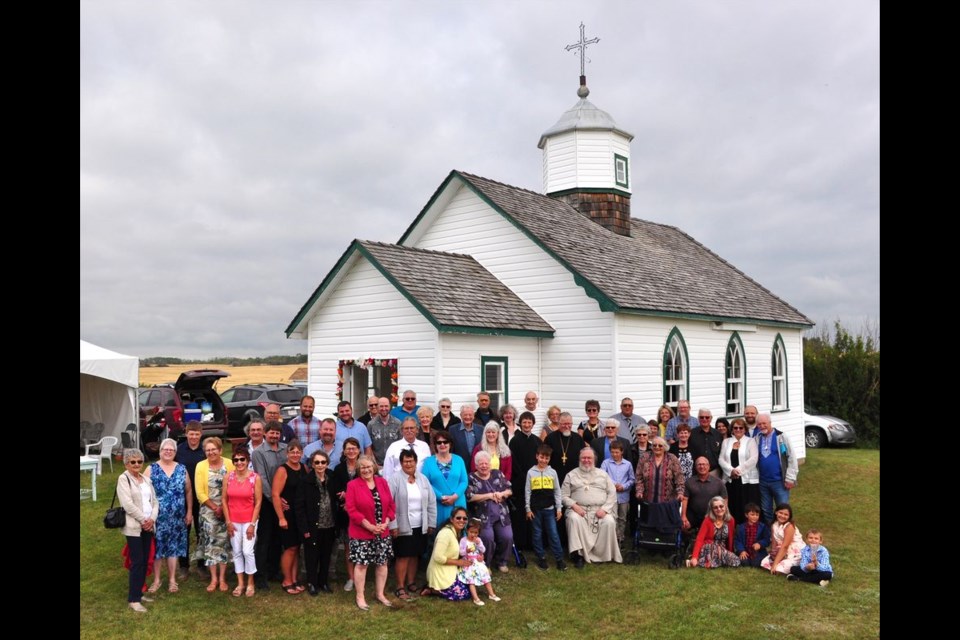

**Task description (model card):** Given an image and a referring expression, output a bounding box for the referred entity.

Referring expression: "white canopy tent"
[80,340,138,448]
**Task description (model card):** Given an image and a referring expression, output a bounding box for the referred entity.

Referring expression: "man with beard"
[561,448,622,568]
[545,412,584,485]
[334,400,374,458]
[743,405,759,435]
[288,395,321,446]
[302,418,341,470]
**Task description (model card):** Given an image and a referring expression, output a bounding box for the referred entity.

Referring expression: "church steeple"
[538,24,634,237]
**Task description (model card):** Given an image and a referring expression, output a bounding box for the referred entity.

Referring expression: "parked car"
[219,383,305,437]
[137,370,231,444]
[803,404,857,448]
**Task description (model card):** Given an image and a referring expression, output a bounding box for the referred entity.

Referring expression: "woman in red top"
[345,455,396,610]
[689,496,740,568]
[221,446,263,596]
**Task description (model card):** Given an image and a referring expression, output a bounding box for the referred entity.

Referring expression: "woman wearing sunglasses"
[116,449,158,612]
[221,446,262,597]
[718,418,759,524]
[421,432,468,528]
[421,506,472,600]
[295,450,338,595]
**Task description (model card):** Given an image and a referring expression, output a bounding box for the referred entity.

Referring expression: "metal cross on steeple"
[565,22,599,77]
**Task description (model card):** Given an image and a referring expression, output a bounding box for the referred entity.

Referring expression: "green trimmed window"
[663,329,689,409]
[725,333,746,416]
[772,335,788,411]
[481,356,508,413]
[614,154,629,188]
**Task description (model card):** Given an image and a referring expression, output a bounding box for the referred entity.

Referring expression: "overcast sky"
[80,0,879,359]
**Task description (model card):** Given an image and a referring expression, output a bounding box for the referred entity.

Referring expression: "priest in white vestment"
[561,447,623,566]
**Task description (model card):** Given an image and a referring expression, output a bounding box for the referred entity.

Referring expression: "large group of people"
[115,393,832,613]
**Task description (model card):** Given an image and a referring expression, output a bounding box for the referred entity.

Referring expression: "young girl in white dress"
[458,518,502,606]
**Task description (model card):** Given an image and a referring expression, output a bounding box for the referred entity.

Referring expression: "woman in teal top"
[420,432,468,526]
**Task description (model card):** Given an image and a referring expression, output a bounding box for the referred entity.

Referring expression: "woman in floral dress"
[194,437,234,592]
[689,496,741,568]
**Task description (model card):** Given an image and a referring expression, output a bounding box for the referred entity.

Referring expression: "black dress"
[278,463,308,548]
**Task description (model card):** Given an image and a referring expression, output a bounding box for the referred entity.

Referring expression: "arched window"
[663,328,689,409]
[772,335,788,411]
[725,333,746,416]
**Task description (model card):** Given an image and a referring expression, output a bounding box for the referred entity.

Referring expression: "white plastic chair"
[85,436,119,475]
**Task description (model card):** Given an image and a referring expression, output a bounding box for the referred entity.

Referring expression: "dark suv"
[138,370,231,442]
[220,384,305,436]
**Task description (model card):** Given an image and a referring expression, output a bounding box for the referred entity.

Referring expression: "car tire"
[805,427,827,449]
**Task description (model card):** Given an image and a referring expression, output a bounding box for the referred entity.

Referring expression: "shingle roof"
[358,241,554,336]
[452,171,812,327]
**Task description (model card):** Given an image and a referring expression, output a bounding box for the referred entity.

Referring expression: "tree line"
[803,321,880,448]
[141,355,307,367]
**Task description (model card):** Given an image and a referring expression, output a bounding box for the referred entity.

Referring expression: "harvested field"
[138,363,305,389]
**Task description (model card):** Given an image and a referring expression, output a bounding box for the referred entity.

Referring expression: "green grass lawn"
[80,448,879,639]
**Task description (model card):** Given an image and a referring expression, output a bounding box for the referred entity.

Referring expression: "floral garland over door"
[337,358,399,405]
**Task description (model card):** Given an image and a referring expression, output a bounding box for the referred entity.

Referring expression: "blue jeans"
[758,480,790,525]
[530,508,564,561]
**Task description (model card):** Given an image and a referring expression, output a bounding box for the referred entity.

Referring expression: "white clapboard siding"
[543,130,632,193]
[437,333,541,411]
[413,184,614,417]
[306,257,437,417]
[616,315,805,456]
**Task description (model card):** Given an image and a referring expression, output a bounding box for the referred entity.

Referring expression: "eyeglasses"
[712,505,726,510]
[439,405,451,409]
[699,417,712,421]
[453,516,468,521]
[312,460,328,466]
[732,426,746,431]
[604,426,618,430]
[621,404,633,408]
[650,444,665,449]
[403,397,416,401]
[128,460,143,465]
[232,458,247,463]
[368,403,378,407]
[586,408,599,413]
[435,441,450,446]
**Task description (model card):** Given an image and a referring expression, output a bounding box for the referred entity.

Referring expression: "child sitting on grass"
[458,518,502,606]
[787,528,834,587]
[734,502,770,568]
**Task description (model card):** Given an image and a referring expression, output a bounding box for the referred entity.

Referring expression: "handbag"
[103,478,127,529]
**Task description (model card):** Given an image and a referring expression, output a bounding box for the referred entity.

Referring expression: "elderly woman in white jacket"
[388,448,437,600]
[117,448,160,612]
[718,418,760,524]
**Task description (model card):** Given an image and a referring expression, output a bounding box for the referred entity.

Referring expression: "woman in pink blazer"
[345,455,396,610]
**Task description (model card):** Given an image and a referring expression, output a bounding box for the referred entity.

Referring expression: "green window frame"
[725,332,746,416]
[662,328,689,409]
[481,356,508,413]
[771,334,788,411]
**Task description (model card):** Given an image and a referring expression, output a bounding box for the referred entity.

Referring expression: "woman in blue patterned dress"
[144,438,193,594]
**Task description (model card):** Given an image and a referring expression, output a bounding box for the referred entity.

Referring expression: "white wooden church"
[286,69,813,455]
